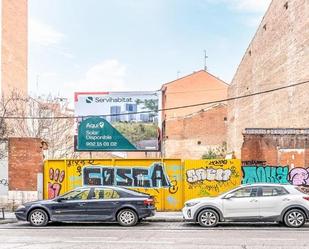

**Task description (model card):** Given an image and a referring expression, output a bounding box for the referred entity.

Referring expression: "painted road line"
[250,238,297,241]
[64,240,175,244]
[72,236,117,240]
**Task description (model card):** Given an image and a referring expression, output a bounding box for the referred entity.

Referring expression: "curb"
[145,218,183,222]
[0,218,18,225]
[0,217,185,224]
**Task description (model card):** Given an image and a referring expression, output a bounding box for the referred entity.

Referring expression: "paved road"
[1,221,309,249]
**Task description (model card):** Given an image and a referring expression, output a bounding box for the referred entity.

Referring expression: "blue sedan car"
[15,186,155,227]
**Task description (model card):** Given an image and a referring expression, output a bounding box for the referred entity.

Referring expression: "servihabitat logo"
[86,96,94,103]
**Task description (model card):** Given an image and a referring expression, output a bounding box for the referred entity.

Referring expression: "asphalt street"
[1,221,309,249]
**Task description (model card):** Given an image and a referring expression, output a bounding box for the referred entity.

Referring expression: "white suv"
[182,183,309,228]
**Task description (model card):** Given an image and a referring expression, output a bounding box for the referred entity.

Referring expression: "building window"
[110,106,121,122]
[126,104,137,112]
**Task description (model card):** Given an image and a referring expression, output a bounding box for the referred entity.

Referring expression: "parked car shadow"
[182,222,309,229]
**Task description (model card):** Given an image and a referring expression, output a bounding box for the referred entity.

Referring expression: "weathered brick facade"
[1,0,28,97]
[8,138,44,191]
[228,0,309,157]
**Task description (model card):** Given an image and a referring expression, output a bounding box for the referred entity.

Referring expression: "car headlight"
[185,201,200,207]
[17,205,26,210]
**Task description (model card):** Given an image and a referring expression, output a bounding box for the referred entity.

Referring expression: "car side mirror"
[224,194,233,199]
[56,197,65,202]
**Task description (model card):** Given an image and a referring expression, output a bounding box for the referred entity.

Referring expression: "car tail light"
[144,198,154,206]
[303,196,309,201]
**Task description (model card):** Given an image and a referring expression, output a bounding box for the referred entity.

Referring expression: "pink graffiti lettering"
[288,168,309,186]
[48,183,62,199]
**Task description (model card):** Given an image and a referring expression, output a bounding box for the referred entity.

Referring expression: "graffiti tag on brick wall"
[48,168,65,199]
[186,168,232,183]
[242,166,289,184]
[242,160,267,166]
[83,163,170,188]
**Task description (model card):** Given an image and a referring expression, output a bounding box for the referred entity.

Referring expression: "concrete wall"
[227,0,309,157]
[164,104,227,159]
[0,140,8,204]
[1,0,28,97]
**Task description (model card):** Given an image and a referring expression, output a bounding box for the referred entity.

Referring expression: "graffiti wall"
[44,159,182,211]
[183,159,242,203]
[242,165,309,187]
[45,159,309,210]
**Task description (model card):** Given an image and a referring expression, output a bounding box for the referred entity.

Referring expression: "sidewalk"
[0,212,183,224]
[146,212,183,222]
[0,212,17,224]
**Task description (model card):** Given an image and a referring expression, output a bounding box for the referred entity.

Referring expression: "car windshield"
[218,187,241,198]
[59,188,90,200]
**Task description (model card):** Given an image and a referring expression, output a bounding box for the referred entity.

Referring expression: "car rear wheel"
[197,209,219,227]
[117,209,138,227]
[29,209,49,227]
[284,209,306,228]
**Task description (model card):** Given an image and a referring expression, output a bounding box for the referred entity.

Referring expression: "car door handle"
[78,203,86,206]
[283,198,291,201]
[250,199,258,202]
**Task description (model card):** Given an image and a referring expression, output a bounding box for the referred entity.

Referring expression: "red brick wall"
[241,135,278,165]
[8,138,44,191]
[241,134,309,167]
[164,104,227,158]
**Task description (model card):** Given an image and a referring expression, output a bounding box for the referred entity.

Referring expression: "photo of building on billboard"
[74,91,161,151]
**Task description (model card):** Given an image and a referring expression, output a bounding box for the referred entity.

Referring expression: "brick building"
[227,0,309,159]
[0,0,28,97]
[162,70,228,158]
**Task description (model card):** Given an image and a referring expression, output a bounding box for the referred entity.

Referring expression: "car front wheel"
[28,209,49,227]
[197,209,219,227]
[117,209,138,227]
[284,209,306,228]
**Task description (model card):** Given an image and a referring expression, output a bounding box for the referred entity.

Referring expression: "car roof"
[240,183,292,187]
[75,186,123,190]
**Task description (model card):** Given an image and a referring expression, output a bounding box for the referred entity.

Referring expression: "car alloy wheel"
[198,209,219,227]
[284,209,306,228]
[117,209,138,227]
[29,209,48,227]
